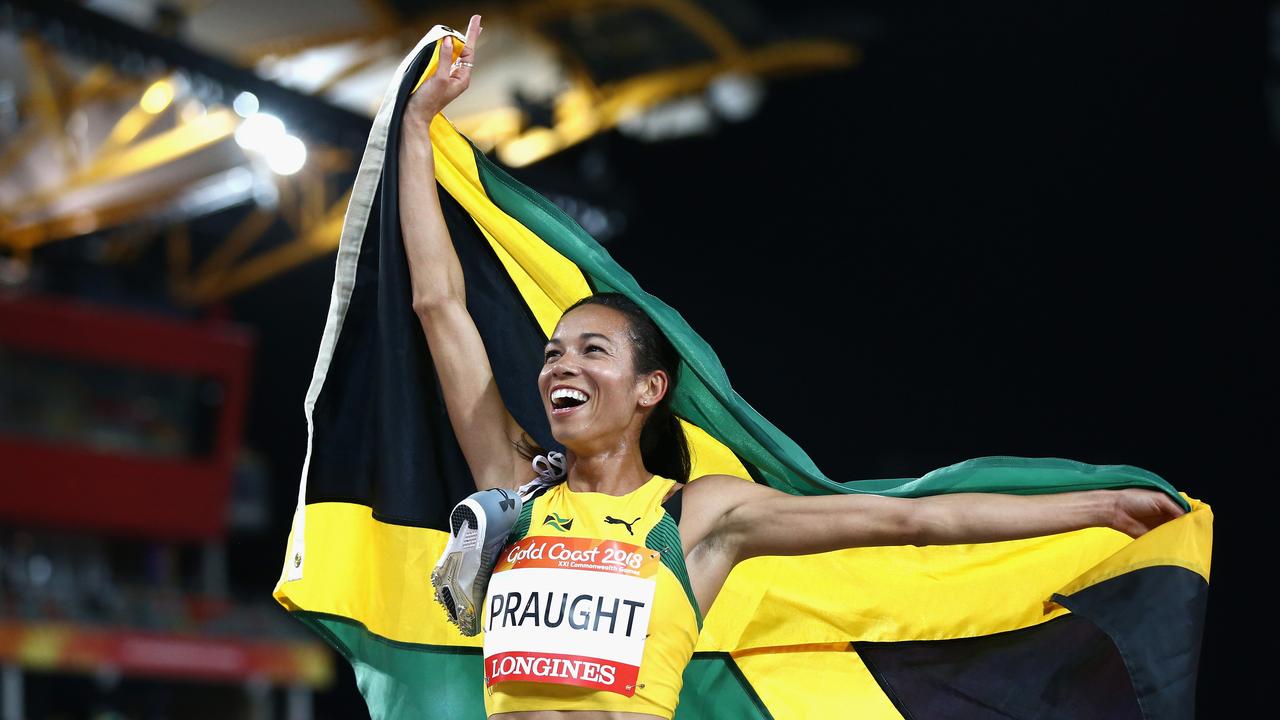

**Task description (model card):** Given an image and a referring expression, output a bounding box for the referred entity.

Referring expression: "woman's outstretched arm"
[683,475,1185,562]
[680,475,1185,614]
[399,15,528,491]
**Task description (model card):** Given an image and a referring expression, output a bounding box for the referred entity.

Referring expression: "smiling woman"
[274,14,1212,720]
[538,294,690,484]
[393,14,1192,720]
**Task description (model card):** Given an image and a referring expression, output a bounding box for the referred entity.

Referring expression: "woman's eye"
[543,350,560,361]
[586,345,602,353]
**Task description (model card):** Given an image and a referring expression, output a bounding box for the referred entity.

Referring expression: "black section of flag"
[303,180,386,512]
[438,188,559,460]
[1053,565,1208,720]
[304,46,557,531]
[855,615,1141,720]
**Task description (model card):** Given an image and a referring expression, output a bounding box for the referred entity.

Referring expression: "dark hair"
[517,292,690,482]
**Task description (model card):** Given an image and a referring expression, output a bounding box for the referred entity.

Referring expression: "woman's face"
[538,304,663,450]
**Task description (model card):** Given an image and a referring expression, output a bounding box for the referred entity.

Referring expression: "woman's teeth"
[551,388,589,408]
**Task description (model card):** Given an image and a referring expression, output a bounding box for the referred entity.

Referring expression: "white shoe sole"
[430,497,490,636]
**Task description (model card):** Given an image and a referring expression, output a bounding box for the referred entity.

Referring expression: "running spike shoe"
[430,487,521,636]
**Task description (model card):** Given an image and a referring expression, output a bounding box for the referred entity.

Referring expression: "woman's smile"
[549,384,591,417]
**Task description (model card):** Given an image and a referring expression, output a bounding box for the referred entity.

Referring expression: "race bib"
[482,536,660,696]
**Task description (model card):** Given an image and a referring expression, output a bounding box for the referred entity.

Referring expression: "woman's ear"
[639,370,669,408]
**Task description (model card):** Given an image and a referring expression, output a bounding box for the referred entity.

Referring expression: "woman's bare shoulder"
[677,474,778,540]
[684,473,779,502]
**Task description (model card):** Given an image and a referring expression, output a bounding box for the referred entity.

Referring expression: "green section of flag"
[300,613,486,719]
[676,655,774,719]
[470,146,1189,511]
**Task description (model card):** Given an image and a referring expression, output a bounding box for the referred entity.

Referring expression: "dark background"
[223,1,1271,714]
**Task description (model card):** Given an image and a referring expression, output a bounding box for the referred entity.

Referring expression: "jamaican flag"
[274,26,1212,719]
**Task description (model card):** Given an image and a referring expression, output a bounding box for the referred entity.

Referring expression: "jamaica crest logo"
[542,512,574,532]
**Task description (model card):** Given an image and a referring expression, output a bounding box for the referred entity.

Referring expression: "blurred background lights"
[706,73,764,122]
[235,112,306,174]
[266,134,307,175]
[27,554,53,587]
[234,112,285,153]
[232,90,259,118]
[139,78,174,114]
[179,99,207,122]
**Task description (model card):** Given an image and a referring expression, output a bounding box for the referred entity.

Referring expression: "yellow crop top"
[482,475,701,718]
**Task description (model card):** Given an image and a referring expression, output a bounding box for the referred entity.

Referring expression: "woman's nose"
[551,355,580,376]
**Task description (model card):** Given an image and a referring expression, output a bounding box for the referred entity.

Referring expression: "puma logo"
[605,515,641,535]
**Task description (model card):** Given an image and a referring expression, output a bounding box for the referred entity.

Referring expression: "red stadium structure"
[0,294,251,538]
[0,294,331,718]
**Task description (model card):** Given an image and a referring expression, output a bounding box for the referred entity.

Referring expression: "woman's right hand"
[405,14,483,127]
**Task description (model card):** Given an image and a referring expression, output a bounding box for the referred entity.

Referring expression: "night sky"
[228,1,1271,714]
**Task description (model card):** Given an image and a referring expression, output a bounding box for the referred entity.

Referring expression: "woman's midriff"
[491,707,670,712]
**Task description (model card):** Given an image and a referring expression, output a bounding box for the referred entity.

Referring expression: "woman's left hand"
[1108,488,1187,538]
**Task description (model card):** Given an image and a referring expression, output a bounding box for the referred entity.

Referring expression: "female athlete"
[399,14,1186,720]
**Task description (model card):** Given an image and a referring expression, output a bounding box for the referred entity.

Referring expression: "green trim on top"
[647,512,703,629]
[468,142,1190,512]
[508,493,536,545]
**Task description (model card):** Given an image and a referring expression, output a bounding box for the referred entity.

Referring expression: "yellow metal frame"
[1,1,859,304]
[464,0,858,166]
[0,35,359,305]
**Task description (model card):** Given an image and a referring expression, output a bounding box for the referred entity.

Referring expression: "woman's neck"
[563,448,652,496]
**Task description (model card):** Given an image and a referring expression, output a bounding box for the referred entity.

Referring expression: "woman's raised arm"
[399,16,528,491]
